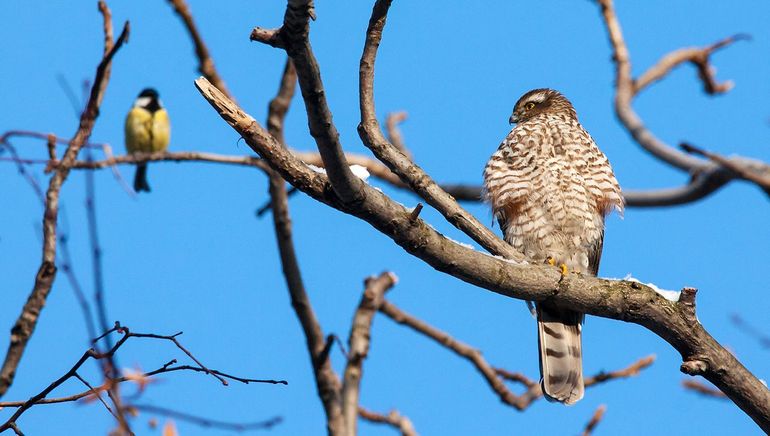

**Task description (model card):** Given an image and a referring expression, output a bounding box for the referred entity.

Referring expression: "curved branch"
[251,0,364,204]
[0,3,129,399]
[633,34,748,94]
[596,0,770,204]
[357,0,522,262]
[265,59,345,436]
[342,273,397,435]
[358,407,416,436]
[194,73,770,432]
[380,298,655,411]
[167,0,232,99]
[597,0,703,171]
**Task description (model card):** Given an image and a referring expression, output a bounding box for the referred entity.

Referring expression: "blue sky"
[2,1,769,435]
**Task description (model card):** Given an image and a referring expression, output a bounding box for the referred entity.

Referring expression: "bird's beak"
[509,113,519,125]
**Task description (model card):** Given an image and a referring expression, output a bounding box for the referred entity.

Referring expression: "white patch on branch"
[622,275,681,301]
[443,235,477,251]
[305,164,370,182]
[306,164,326,174]
[349,164,370,181]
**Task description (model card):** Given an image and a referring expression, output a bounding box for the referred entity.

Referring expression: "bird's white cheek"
[134,97,151,107]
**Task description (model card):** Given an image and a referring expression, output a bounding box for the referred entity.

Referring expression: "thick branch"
[268,174,344,435]
[194,77,770,432]
[357,0,522,262]
[342,273,397,435]
[0,3,129,399]
[265,62,344,435]
[252,0,363,203]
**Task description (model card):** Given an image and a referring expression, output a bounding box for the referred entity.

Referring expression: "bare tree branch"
[195,72,770,432]
[596,0,770,203]
[251,0,364,204]
[268,173,344,435]
[0,0,129,400]
[357,0,522,262]
[634,35,749,94]
[342,273,397,435]
[385,112,409,157]
[264,57,345,436]
[166,0,232,99]
[380,298,655,410]
[682,379,728,399]
[7,129,745,209]
[358,407,417,436]
[0,323,283,432]
[581,404,607,436]
[730,314,770,350]
[681,142,770,195]
[128,404,282,432]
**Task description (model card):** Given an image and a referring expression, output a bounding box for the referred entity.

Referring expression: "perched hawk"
[483,89,623,404]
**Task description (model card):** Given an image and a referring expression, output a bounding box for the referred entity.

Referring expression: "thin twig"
[681,142,770,195]
[342,273,398,434]
[0,141,46,205]
[264,54,345,435]
[129,404,282,431]
[194,66,770,432]
[682,379,727,398]
[359,406,417,436]
[57,224,98,342]
[596,0,770,204]
[252,0,365,204]
[73,373,117,420]
[0,0,129,401]
[380,298,655,411]
[166,0,232,99]
[730,314,770,349]
[581,404,607,436]
[385,111,409,157]
[357,0,523,262]
[0,324,284,431]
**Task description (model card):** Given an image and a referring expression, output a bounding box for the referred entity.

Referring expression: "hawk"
[483,89,623,404]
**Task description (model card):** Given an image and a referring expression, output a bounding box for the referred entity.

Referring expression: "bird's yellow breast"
[125,107,170,154]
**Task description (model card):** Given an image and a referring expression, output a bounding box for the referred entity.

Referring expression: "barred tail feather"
[537,303,584,405]
[134,163,151,193]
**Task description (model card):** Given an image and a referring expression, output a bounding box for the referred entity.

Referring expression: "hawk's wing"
[483,128,538,243]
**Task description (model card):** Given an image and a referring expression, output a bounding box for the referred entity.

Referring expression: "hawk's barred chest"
[483,111,622,274]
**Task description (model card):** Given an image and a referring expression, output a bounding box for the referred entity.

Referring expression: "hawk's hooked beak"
[509,113,519,125]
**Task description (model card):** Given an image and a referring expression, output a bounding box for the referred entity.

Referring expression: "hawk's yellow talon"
[559,263,569,276]
[546,257,556,266]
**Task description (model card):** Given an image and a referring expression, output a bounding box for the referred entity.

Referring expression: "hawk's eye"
[524,102,536,110]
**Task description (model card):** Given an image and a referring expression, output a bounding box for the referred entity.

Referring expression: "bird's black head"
[135,88,162,112]
[138,88,159,99]
[509,88,576,124]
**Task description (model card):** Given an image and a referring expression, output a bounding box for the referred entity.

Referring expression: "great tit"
[124,88,170,193]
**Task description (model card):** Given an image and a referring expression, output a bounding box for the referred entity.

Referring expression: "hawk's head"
[509,88,577,124]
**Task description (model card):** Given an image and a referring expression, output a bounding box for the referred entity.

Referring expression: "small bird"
[125,88,170,193]
[483,89,623,404]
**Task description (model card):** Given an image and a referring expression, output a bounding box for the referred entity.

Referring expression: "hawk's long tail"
[537,302,584,405]
[133,163,151,193]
